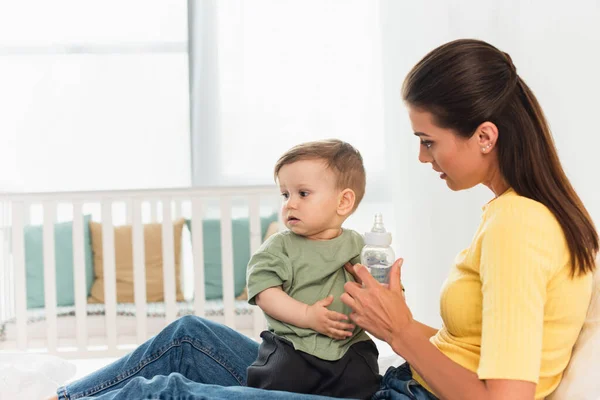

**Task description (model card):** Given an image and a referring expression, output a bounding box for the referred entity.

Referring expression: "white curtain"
[0,1,191,193]
[380,0,600,326]
[190,0,386,194]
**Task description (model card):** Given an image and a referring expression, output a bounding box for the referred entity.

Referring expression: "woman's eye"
[420,140,433,149]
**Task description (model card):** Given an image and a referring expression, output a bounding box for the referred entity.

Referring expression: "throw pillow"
[185,213,278,299]
[88,218,185,303]
[235,221,280,301]
[24,215,94,309]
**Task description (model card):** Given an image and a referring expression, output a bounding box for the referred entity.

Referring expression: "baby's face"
[277,159,342,240]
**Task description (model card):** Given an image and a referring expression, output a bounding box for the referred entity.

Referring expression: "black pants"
[247,331,381,399]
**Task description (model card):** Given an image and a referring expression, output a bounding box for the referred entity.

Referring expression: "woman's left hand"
[340,259,414,346]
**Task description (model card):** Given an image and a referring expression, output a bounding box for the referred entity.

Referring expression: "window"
[190,0,386,199]
[0,1,191,193]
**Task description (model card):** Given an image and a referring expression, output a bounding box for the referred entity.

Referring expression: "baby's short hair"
[274,139,366,211]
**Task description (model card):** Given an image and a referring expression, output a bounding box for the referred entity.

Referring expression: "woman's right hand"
[341,260,412,349]
[345,262,405,294]
[305,295,355,340]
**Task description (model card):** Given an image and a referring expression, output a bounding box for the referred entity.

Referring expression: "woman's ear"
[338,189,356,217]
[476,121,499,153]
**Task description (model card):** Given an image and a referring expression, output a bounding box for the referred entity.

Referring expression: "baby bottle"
[360,213,395,284]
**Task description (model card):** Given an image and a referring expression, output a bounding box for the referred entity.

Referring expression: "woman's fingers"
[344,280,362,296]
[340,292,358,310]
[353,264,379,288]
[348,312,359,324]
[389,258,404,292]
[344,262,362,284]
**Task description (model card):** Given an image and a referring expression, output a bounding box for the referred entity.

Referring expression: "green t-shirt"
[247,229,372,361]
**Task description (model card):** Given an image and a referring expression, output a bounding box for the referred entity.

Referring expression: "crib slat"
[191,199,206,317]
[132,199,148,343]
[125,199,133,225]
[174,200,183,220]
[0,203,7,323]
[248,196,262,254]
[248,195,266,338]
[1,200,12,324]
[72,202,88,352]
[11,202,27,351]
[162,199,177,323]
[23,206,30,226]
[150,201,158,223]
[101,201,118,352]
[42,202,58,353]
[220,197,235,329]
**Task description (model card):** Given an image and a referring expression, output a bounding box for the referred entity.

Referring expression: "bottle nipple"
[371,213,386,233]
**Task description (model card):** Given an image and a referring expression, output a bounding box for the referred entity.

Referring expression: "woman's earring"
[481,143,492,153]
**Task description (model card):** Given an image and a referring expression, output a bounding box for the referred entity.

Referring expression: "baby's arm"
[256,287,355,340]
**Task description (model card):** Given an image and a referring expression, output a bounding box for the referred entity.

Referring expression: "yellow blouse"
[413,189,593,399]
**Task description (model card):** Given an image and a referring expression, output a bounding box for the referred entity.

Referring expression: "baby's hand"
[305,295,355,340]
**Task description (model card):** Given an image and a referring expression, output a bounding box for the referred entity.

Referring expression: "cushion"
[185,213,279,299]
[88,218,186,303]
[24,215,94,309]
[234,221,280,301]
[548,260,600,399]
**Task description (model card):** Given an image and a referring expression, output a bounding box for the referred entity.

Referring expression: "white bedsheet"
[0,338,402,399]
[0,353,76,400]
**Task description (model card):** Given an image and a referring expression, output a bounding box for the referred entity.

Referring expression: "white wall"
[380,0,600,327]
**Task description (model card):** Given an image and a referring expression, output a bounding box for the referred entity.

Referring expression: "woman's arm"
[395,322,535,400]
[255,287,355,339]
[413,320,438,338]
[341,262,536,400]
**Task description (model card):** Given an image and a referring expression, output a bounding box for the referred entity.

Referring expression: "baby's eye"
[299,191,309,197]
[281,192,289,199]
[420,140,433,149]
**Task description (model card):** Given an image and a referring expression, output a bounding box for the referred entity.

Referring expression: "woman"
[51,39,597,400]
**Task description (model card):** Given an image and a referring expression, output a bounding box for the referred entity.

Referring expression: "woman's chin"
[445,178,476,192]
[443,177,461,191]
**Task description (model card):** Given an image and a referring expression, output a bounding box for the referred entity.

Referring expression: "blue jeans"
[374,363,438,400]
[57,316,436,399]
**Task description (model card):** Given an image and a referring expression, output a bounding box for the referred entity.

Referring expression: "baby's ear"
[337,189,356,216]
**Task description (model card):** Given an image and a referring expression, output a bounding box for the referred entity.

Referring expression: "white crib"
[0,186,280,359]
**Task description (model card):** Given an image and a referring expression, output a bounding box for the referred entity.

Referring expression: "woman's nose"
[418,146,432,164]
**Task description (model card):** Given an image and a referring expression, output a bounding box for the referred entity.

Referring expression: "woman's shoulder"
[480,190,572,275]
[483,190,567,249]
[485,189,560,229]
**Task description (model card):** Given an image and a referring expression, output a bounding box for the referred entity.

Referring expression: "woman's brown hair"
[402,39,598,276]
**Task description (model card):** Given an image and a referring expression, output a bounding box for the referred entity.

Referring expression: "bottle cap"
[364,213,392,246]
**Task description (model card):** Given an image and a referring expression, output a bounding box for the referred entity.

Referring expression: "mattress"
[0,300,255,344]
